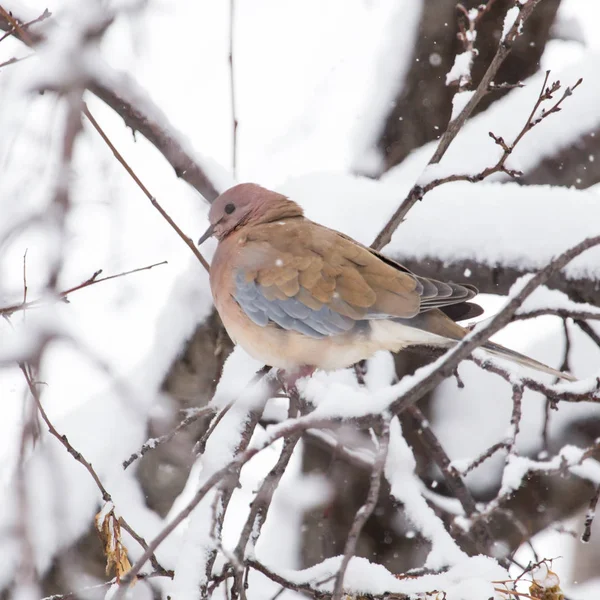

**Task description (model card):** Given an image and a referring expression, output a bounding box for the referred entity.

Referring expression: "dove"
[198,183,575,382]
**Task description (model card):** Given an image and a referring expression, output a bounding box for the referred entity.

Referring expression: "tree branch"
[0,4,222,203]
[371,0,545,250]
[0,261,168,316]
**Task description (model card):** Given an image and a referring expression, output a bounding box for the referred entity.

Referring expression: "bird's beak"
[197,224,215,245]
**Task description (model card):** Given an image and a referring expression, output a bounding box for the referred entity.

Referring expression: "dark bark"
[138,311,232,517]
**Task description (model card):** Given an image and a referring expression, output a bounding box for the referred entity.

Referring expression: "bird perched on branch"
[198,183,574,382]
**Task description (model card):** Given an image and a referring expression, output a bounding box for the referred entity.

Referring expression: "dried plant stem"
[20,365,171,576]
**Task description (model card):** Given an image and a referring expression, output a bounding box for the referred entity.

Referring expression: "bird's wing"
[232,220,476,338]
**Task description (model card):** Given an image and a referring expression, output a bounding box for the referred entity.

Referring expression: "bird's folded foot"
[279,365,316,392]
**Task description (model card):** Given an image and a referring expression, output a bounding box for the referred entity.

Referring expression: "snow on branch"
[446,1,499,91]
[0,2,226,203]
[91,230,600,598]
[373,64,582,249]
[2,1,600,598]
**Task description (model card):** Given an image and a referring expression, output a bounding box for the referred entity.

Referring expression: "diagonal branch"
[371,0,544,250]
[0,261,168,316]
[83,106,210,270]
[19,364,172,577]
[386,234,600,418]
[0,4,222,203]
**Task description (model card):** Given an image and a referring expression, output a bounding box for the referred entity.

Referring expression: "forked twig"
[372,0,545,249]
[0,261,167,316]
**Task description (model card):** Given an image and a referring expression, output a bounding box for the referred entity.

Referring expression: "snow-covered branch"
[371,0,545,249]
[0,2,225,202]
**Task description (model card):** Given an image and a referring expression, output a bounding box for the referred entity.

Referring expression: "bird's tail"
[482,340,576,382]
[392,310,576,382]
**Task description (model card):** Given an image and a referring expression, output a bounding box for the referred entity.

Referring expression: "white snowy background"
[1,0,600,598]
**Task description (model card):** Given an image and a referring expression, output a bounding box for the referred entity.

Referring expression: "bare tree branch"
[385,234,600,418]
[122,405,216,469]
[0,261,168,316]
[83,106,210,270]
[19,364,172,577]
[371,0,545,250]
[582,485,600,543]
[0,4,222,203]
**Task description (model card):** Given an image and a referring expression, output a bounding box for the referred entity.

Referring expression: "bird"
[198,183,575,382]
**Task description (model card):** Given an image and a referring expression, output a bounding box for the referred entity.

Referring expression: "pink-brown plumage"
[199,183,575,381]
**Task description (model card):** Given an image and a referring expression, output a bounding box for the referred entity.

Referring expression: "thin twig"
[332,418,390,600]
[451,0,498,91]
[508,383,524,456]
[406,405,498,558]
[461,440,510,476]
[15,362,39,595]
[20,365,171,575]
[0,53,32,69]
[0,6,50,44]
[118,517,174,578]
[514,307,600,322]
[195,366,272,456]
[39,571,169,600]
[234,396,301,560]
[471,355,598,406]
[123,405,216,469]
[477,440,600,519]
[246,559,330,599]
[0,261,168,316]
[573,318,600,349]
[194,402,234,456]
[22,250,28,306]
[371,0,544,249]
[82,106,210,270]
[0,5,36,45]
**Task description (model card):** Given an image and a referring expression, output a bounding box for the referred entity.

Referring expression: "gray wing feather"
[233,273,355,339]
[233,270,478,338]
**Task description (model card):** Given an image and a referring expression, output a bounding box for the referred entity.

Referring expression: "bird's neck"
[250,198,304,225]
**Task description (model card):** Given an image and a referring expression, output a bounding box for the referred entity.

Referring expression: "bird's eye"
[225,203,236,215]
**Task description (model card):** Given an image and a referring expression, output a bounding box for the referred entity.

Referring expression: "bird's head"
[197,183,303,244]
